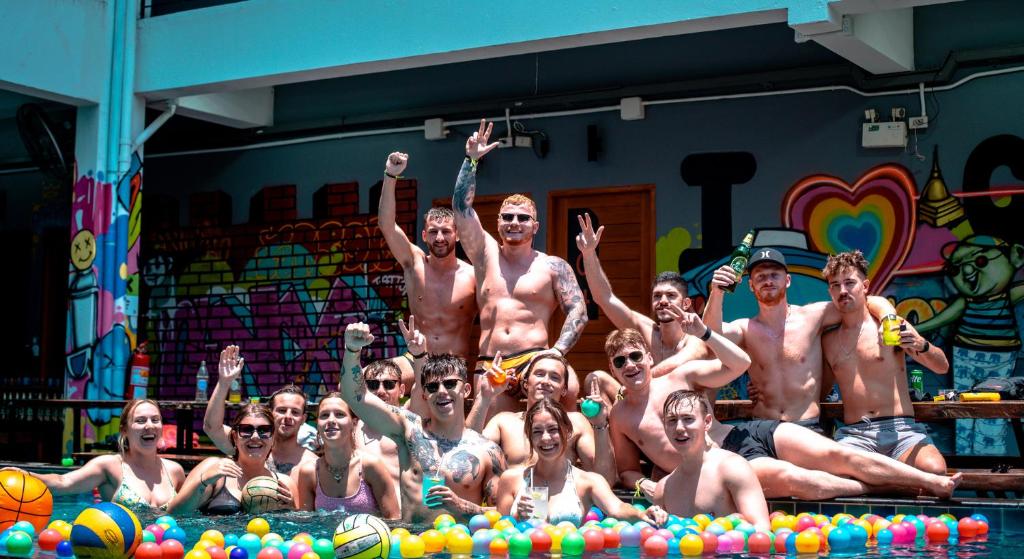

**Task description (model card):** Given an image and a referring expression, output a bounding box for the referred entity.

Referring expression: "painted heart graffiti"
[781,164,917,292]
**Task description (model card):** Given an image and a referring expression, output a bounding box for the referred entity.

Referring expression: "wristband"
[699,327,713,341]
[634,477,648,498]
[345,346,362,353]
[593,422,609,431]
[919,341,931,353]
[384,171,400,179]
[411,351,427,359]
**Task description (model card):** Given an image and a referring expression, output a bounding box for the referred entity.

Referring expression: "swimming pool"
[31,494,1024,559]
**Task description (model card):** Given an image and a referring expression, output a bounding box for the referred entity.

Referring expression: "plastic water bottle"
[196,361,209,402]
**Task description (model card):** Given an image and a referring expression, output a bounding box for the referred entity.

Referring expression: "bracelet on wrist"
[411,351,427,359]
[384,171,400,179]
[593,422,609,431]
[345,346,362,353]
[700,327,713,341]
[919,341,931,353]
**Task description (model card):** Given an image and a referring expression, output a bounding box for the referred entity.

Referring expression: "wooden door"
[548,185,655,377]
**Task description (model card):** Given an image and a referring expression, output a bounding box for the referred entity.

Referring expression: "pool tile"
[870,505,896,517]
[844,505,870,517]
[896,506,923,516]
[820,503,845,517]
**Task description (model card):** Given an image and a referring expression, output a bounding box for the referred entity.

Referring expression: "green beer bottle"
[723,230,755,293]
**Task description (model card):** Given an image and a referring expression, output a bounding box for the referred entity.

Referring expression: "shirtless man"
[468,354,616,483]
[354,359,405,506]
[453,120,587,415]
[654,389,769,532]
[205,346,316,479]
[821,250,951,475]
[703,247,895,431]
[379,152,477,401]
[339,322,505,522]
[576,214,710,402]
[607,328,960,500]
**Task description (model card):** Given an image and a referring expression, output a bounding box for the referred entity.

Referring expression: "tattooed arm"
[482,440,508,507]
[339,323,406,439]
[452,119,500,264]
[548,256,589,355]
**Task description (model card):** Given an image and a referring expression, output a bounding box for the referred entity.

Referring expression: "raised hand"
[218,345,244,384]
[478,352,509,401]
[582,375,609,427]
[397,315,426,356]
[344,322,375,351]
[466,119,500,161]
[710,264,738,292]
[575,213,604,255]
[898,318,928,353]
[666,303,709,337]
[385,152,408,177]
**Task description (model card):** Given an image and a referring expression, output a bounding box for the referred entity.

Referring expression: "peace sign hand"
[397,315,427,356]
[582,375,609,427]
[575,213,604,255]
[466,119,500,161]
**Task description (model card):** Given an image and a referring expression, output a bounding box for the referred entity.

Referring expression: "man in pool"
[467,353,616,483]
[821,250,951,474]
[654,389,770,532]
[340,322,506,523]
[355,359,406,506]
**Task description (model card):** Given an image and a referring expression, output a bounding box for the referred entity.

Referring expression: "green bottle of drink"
[723,230,755,293]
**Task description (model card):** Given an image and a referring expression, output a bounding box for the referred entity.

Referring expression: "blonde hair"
[500,194,537,217]
[604,328,650,359]
[117,399,162,456]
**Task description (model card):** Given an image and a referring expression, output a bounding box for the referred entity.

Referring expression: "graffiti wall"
[666,137,1024,455]
[139,180,416,401]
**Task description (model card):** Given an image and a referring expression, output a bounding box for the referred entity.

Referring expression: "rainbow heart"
[782,164,917,291]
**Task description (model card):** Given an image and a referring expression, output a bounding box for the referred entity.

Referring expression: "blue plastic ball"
[389,535,402,559]
[847,524,868,548]
[667,537,681,555]
[56,540,75,558]
[469,514,491,533]
[163,525,187,543]
[225,534,240,548]
[156,515,177,527]
[876,528,894,547]
[230,547,249,559]
[971,514,990,524]
[705,523,725,536]
[619,526,642,547]
[632,520,651,530]
[516,521,532,533]
[590,507,605,521]
[471,531,492,555]
[784,532,798,554]
[237,533,262,557]
[827,527,850,552]
[10,522,35,539]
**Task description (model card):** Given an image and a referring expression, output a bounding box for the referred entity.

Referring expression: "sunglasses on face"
[366,379,399,391]
[236,424,274,439]
[944,249,1007,276]
[500,213,534,223]
[424,378,462,394]
[612,351,645,369]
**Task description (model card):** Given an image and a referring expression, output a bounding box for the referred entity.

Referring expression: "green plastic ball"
[143,531,157,543]
[5,531,33,556]
[508,533,532,557]
[580,399,601,418]
[312,538,333,559]
[561,532,585,556]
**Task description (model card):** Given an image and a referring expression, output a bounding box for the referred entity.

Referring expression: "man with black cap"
[702,246,896,433]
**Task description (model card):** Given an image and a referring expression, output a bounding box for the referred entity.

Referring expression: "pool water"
[32,496,1024,559]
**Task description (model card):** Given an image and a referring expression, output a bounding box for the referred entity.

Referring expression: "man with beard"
[340,322,505,523]
[821,251,951,474]
[575,214,710,403]
[452,120,587,417]
[703,248,895,432]
[467,354,616,483]
[379,152,477,403]
[205,346,317,479]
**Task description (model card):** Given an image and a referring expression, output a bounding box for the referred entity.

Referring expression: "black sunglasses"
[366,379,399,391]
[612,351,645,369]
[943,249,1007,277]
[500,213,533,223]
[424,378,462,394]
[236,424,273,439]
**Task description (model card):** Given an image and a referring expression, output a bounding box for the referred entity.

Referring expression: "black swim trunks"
[791,416,825,436]
[721,419,781,461]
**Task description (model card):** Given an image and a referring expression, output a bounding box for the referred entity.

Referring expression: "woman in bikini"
[496,400,667,526]
[5,399,185,516]
[167,403,297,514]
[294,393,398,518]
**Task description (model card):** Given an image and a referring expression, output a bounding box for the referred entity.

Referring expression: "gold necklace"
[838,321,869,360]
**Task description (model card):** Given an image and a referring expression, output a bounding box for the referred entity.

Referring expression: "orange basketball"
[0,470,54,532]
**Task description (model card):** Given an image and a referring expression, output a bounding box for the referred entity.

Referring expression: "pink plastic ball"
[642,535,668,557]
[288,544,312,559]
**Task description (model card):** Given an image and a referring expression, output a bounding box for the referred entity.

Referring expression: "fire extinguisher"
[127,341,150,400]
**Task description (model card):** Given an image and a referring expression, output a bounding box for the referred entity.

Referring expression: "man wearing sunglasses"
[355,359,407,506]
[340,322,506,523]
[452,119,587,418]
[378,152,478,395]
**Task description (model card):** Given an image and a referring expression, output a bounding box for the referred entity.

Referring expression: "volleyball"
[241,476,284,514]
[0,470,53,532]
[332,514,390,559]
[70,502,142,559]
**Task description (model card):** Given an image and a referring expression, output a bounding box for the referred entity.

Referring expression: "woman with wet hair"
[294,393,399,517]
[168,403,297,514]
[495,400,666,526]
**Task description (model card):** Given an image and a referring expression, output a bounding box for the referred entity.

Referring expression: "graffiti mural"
[676,140,1024,455]
[140,183,416,401]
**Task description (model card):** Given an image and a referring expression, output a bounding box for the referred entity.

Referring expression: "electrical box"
[620,97,645,121]
[861,122,907,148]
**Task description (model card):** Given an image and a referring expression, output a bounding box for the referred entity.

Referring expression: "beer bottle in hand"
[723,230,755,293]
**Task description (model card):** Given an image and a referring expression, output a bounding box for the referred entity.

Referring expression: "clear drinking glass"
[528,486,549,520]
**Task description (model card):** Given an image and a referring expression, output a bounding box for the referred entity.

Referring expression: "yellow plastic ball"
[813,515,830,526]
[262,533,283,546]
[401,535,426,559]
[556,521,577,533]
[771,516,788,532]
[549,527,566,551]
[248,518,271,537]
[679,534,704,556]
[891,514,906,524]
[713,518,734,531]
[692,514,712,530]
[853,519,873,535]
[821,524,834,539]
[301,553,319,559]
[421,530,446,553]
[293,533,313,546]
[433,515,457,530]
[483,510,502,527]
[872,519,891,536]
[493,520,514,532]
[446,531,473,554]
[185,550,212,559]
[391,528,411,540]
[194,540,218,551]
[48,520,73,540]
[202,531,225,548]
[795,532,820,554]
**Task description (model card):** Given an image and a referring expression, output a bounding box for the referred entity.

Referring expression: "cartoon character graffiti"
[67,229,98,379]
[917,235,1024,455]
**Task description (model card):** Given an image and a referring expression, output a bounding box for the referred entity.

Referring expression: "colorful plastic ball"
[161,538,187,559]
[135,541,164,559]
[144,530,159,543]
[146,524,166,543]
[433,515,456,529]
[584,511,600,524]
[446,531,473,555]
[49,520,73,537]
[704,522,725,536]
[715,534,733,553]
[580,529,603,552]
[958,518,979,538]
[488,537,508,556]
[642,535,668,557]
[256,548,283,559]
[207,547,228,559]
[5,531,33,556]
[287,543,312,559]
[236,534,262,556]
[977,521,990,536]
[38,528,64,550]
[200,530,225,548]
[847,524,868,547]
[162,525,186,543]
[230,548,249,559]
[420,530,445,553]
[794,531,819,554]
[876,528,894,546]
[561,532,585,556]
[697,531,717,553]
[10,521,35,539]
[55,539,76,558]
[468,515,491,533]
[619,526,641,547]
[747,532,771,554]
[70,502,143,559]
[246,518,271,538]
[723,530,746,551]
[507,533,532,557]
[471,532,492,555]
[600,527,619,548]
[926,521,950,542]
[827,525,849,551]
[794,516,816,533]
[527,529,552,553]
[639,526,657,544]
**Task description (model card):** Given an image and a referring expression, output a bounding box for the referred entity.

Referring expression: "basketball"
[0,470,53,532]
[241,476,284,514]
[70,502,142,559]
[332,514,390,559]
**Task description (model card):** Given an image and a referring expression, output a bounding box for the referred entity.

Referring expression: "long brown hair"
[117,399,162,456]
[523,399,574,460]
[316,392,357,449]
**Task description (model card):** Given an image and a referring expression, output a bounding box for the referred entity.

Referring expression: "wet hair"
[229,403,275,460]
[523,399,574,457]
[522,354,571,391]
[420,353,469,386]
[316,391,356,446]
[652,271,688,298]
[663,389,711,418]
[364,359,402,381]
[117,399,162,456]
[604,328,651,359]
[269,384,308,410]
[316,391,348,416]
[424,207,456,225]
[822,250,870,281]
[500,194,537,217]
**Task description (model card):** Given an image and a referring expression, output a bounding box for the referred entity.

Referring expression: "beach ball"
[70,502,142,559]
[0,470,53,532]
[242,477,287,514]
[333,514,390,559]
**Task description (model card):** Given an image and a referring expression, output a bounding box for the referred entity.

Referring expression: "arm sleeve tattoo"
[549,257,589,353]
[453,159,477,218]
[352,366,366,402]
